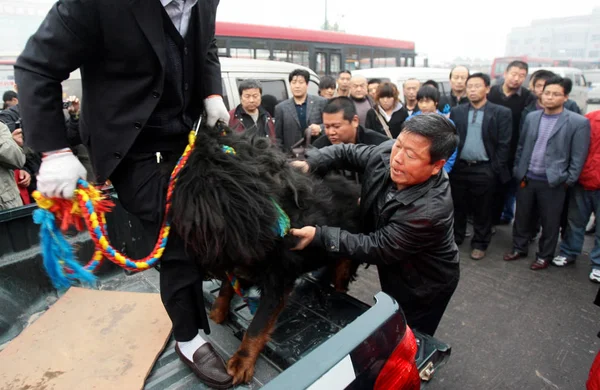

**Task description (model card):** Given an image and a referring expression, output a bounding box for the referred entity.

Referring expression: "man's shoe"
[175,343,233,389]
[504,251,526,261]
[530,258,550,270]
[590,269,600,283]
[552,255,576,267]
[471,249,486,260]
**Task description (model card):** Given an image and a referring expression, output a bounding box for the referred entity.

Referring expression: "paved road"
[348,223,600,390]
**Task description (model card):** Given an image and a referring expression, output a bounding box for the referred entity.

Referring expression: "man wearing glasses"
[449,73,512,261]
[504,76,590,271]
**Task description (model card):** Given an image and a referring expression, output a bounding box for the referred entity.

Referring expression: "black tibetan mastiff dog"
[171,124,361,384]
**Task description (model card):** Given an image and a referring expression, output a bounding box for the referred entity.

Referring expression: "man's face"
[389,131,443,189]
[4,98,17,108]
[403,80,420,103]
[418,98,437,113]
[350,77,368,99]
[541,84,568,111]
[337,72,351,91]
[503,66,527,90]
[450,67,469,95]
[368,83,380,99]
[533,79,547,99]
[466,77,490,104]
[323,111,358,145]
[320,87,335,99]
[290,76,308,98]
[240,88,261,113]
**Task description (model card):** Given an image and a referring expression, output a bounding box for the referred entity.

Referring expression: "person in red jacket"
[553,110,600,282]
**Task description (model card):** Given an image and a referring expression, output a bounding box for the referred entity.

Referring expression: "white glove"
[203,95,229,127]
[37,148,87,199]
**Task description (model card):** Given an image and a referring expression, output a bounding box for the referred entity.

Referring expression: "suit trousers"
[450,161,496,250]
[512,178,566,261]
[110,149,209,341]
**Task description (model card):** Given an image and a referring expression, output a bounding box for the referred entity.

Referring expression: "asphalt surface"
[348,223,600,390]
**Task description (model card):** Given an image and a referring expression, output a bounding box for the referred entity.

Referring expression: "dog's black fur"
[171,124,361,383]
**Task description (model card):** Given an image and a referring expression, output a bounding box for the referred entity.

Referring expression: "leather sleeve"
[14,0,99,153]
[305,143,375,177]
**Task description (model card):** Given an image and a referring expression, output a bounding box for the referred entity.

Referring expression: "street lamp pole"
[324,0,329,30]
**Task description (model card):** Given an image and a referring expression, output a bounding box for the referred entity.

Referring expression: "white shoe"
[590,269,600,283]
[552,255,575,267]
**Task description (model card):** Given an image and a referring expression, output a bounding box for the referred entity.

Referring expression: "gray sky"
[217,0,599,63]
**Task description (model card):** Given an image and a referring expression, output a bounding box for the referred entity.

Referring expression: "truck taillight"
[373,326,420,390]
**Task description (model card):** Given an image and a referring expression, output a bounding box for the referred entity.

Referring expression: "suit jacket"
[15,0,222,182]
[450,102,513,183]
[274,95,327,151]
[514,109,590,188]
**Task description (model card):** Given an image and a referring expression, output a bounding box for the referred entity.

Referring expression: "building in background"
[505,8,600,69]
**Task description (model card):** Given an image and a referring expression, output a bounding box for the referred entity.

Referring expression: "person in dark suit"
[15,0,233,387]
[449,73,512,260]
[275,69,327,151]
[504,76,590,271]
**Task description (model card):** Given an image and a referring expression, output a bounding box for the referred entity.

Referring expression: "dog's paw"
[227,351,256,385]
[209,299,230,324]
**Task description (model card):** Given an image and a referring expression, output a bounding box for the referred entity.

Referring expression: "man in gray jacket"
[504,76,590,270]
[0,122,26,210]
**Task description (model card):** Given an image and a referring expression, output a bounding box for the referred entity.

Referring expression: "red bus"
[491,56,558,80]
[215,22,416,77]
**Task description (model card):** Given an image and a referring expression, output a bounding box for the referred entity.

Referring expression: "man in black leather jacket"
[291,114,460,336]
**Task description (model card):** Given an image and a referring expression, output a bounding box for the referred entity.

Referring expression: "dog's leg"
[209,280,235,324]
[227,292,286,384]
[333,258,353,293]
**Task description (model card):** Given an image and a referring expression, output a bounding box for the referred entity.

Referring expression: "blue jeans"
[501,178,517,222]
[559,184,600,269]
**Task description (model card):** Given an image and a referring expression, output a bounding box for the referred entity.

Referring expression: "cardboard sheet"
[0,287,172,390]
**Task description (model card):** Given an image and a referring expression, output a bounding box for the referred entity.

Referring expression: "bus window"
[216,38,228,56]
[315,52,327,77]
[330,54,341,75]
[230,40,253,59]
[344,47,358,71]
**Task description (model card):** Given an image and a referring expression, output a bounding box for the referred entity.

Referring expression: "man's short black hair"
[319,76,336,90]
[449,65,469,79]
[506,60,528,74]
[338,70,352,77]
[563,77,573,95]
[323,96,357,122]
[368,78,382,85]
[543,75,570,95]
[289,69,310,83]
[238,79,263,96]
[2,90,17,102]
[423,79,439,90]
[417,85,440,104]
[531,70,556,87]
[401,114,459,164]
[466,72,491,87]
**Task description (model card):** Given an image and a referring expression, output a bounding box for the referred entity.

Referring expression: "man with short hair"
[349,75,374,126]
[228,79,275,140]
[2,91,18,109]
[488,60,534,225]
[336,70,352,97]
[402,78,421,117]
[291,114,460,336]
[275,69,327,151]
[439,65,469,113]
[367,78,381,100]
[449,73,512,260]
[505,76,590,271]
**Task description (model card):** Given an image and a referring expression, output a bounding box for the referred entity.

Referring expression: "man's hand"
[17,170,31,188]
[12,128,23,147]
[290,226,316,251]
[37,149,87,198]
[67,95,80,116]
[204,95,229,127]
[308,124,321,137]
[290,160,309,173]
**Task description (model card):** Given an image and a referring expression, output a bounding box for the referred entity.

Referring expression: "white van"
[61,58,320,112]
[527,67,588,113]
[351,67,451,103]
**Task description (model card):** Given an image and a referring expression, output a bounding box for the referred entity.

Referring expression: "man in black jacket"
[438,65,470,113]
[449,73,512,260]
[291,114,460,336]
[15,0,233,387]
